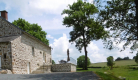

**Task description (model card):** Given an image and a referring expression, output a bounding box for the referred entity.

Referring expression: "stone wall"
[51,63,76,72]
[0,42,12,69]
[11,34,52,74]
[0,17,22,37]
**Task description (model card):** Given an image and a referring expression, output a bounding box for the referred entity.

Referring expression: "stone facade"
[0,16,52,74]
[0,42,12,70]
[51,63,76,72]
[0,17,22,37]
[11,34,52,74]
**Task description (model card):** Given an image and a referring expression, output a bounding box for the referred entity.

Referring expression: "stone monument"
[67,49,70,62]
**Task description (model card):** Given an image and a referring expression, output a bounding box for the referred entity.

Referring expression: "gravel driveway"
[0,72,100,80]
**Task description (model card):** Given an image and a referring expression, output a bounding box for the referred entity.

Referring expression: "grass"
[77,59,138,80]
[95,72,122,80]
[77,68,122,80]
[90,59,137,67]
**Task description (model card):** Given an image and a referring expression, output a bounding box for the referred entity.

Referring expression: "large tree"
[98,0,138,52]
[62,0,108,70]
[12,18,49,45]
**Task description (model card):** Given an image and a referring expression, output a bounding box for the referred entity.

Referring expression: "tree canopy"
[107,56,115,70]
[12,18,49,45]
[98,0,138,52]
[62,0,108,70]
[135,52,138,64]
[52,60,55,64]
[77,55,91,69]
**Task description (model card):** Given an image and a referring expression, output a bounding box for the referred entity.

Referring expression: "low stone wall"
[51,63,76,72]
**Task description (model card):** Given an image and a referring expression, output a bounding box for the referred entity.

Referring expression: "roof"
[0,16,51,48]
[0,36,20,42]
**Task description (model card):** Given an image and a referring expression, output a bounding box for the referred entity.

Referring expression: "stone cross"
[67,49,70,62]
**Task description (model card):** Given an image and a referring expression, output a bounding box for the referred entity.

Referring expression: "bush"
[77,55,91,69]
[52,60,55,64]
[107,56,115,70]
[135,52,138,64]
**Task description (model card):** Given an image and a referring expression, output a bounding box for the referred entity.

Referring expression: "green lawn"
[90,60,137,67]
[77,59,138,80]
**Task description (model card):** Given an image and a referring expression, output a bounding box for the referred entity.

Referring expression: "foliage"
[107,56,115,70]
[97,0,138,52]
[115,57,130,61]
[77,55,91,69]
[123,57,129,60]
[62,0,108,70]
[115,57,123,61]
[52,60,55,64]
[12,18,49,45]
[135,52,138,64]
[133,56,136,59]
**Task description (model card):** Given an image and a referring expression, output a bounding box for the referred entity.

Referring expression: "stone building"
[0,10,52,74]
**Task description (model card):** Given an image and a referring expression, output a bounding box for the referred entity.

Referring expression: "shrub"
[107,56,115,70]
[52,60,55,64]
[77,55,91,69]
[135,52,138,64]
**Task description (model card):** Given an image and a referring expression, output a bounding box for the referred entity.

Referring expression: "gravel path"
[0,72,100,80]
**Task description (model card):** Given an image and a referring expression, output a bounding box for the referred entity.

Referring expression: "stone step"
[0,69,12,74]
[32,70,44,74]
[31,65,51,74]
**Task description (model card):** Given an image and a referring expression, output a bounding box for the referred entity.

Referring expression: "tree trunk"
[135,0,138,38]
[83,33,88,70]
[111,66,113,70]
[84,45,88,70]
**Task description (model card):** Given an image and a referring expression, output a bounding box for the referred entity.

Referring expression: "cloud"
[50,33,105,63]
[1,0,77,16]
[50,33,136,64]
[47,35,54,39]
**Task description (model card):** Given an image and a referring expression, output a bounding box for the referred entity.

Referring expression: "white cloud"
[47,35,54,39]
[1,0,77,16]
[50,33,105,63]
[50,33,136,64]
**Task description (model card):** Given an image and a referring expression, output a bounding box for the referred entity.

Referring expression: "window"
[4,54,6,59]
[50,58,51,63]
[32,47,34,56]
[43,52,46,62]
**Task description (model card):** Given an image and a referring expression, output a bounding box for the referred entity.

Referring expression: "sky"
[0,0,136,63]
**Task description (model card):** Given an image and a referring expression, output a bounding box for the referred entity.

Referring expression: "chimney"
[0,10,8,20]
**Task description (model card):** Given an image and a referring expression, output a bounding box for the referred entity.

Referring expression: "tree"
[107,56,115,70]
[77,55,91,69]
[123,57,129,60]
[62,0,108,70]
[133,56,136,59]
[12,18,49,45]
[115,57,122,61]
[97,0,138,52]
[52,60,55,64]
[135,52,138,64]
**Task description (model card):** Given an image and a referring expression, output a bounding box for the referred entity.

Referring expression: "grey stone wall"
[0,42,12,69]
[0,17,22,37]
[11,34,52,74]
[51,63,76,72]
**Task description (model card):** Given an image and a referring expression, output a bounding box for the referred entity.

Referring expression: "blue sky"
[0,0,136,63]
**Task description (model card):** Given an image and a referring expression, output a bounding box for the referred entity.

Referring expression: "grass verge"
[77,68,122,80]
